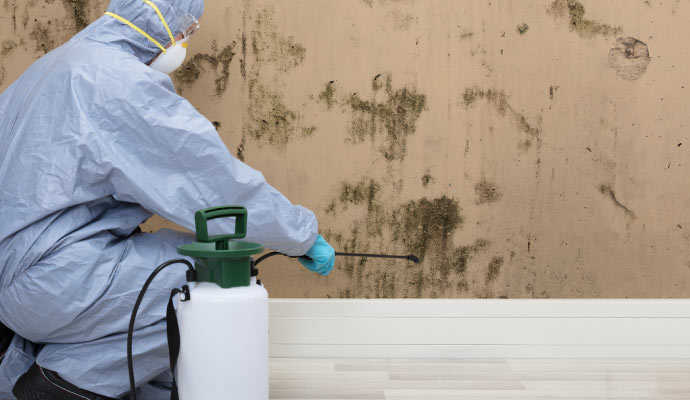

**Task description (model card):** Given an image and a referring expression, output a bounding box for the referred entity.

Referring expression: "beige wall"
[2,0,689,298]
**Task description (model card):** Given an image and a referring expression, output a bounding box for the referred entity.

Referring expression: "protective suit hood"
[82,0,204,64]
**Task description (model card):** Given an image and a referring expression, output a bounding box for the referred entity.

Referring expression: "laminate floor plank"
[269,358,690,400]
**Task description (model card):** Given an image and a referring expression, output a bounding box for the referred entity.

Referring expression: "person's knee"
[13,363,115,400]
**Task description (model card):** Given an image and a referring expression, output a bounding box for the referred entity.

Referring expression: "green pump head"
[177,206,264,289]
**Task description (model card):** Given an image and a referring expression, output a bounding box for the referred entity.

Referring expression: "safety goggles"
[176,11,201,41]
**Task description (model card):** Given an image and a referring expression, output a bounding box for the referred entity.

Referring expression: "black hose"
[127,258,194,400]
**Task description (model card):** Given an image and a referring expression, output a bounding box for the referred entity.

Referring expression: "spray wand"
[253,251,420,266]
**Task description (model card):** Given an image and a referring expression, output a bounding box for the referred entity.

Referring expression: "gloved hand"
[299,235,335,275]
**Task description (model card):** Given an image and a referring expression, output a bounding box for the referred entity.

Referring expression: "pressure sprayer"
[127,206,419,400]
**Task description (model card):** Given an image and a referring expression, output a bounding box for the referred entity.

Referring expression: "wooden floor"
[269,358,690,400]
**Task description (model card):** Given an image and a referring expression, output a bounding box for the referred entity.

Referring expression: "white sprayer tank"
[176,277,268,400]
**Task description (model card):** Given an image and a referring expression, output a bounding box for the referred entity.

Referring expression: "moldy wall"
[1,0,689,298]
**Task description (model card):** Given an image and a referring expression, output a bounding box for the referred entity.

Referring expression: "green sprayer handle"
[194,206,248,249]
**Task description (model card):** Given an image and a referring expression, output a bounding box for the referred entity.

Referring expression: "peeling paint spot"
[550,0,622,37]
[475,178,502,204]
[609,37,651,80]
[252,8,306,72]
[517,23,529,34]
[174,42,236,96]
[486,256,504,283]
[463,87,540,138]
[347,73,427,161]
[599,184,636,219]
[319,80,336,110]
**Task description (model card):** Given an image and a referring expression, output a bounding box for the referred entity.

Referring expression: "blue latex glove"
[299,235,336,275]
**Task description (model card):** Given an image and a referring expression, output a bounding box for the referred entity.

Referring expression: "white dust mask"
[150,38,188,74]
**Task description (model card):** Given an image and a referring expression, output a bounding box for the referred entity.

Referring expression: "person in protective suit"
[0,0,336,398]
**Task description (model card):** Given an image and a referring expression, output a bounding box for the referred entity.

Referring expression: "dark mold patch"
[29,23,57,53]
[236,140,245,162]
[240,33,247,79]
[60,0,88,32]
[463,87,540,138]
[608,37,651,80]
[421,171,433,187]
[389,196,463,261]
[485,256,504,283]
[252,8,306,72]
[319,81,336,110]
[339,178,381,211]
[374,271,397,298]
[331,177,385,237]
[599,184,636,219]
[1,39,16,56]
[517,23,529,35]
[347,73,427,161]
[327,177,498,298]
[174,42,236,96]
[550,0,622,38]
[450,238,490,277]
[245,78,303,150]
[475,178,502,204]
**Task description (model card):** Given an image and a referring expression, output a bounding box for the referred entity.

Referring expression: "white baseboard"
[268,299,690,359]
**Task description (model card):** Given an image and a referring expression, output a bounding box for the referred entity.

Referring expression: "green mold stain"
[475,178,502,204]
[339,178,381,212]
[389,196,463,261]
[374,271,397,298]
[327,179,494,298]
[332,177,385,237]
[173,42,237,96]
[517,23,529,35]
[550,0,622,38]
[463,86,540,138]
[319,81,336,110]
[252,8,306,72]
[245,78,304,150]
[347,73,427,161]
[485,256,504,283]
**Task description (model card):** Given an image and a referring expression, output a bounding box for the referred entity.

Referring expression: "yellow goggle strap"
[104,0,177,53]
[141,0,176,47]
